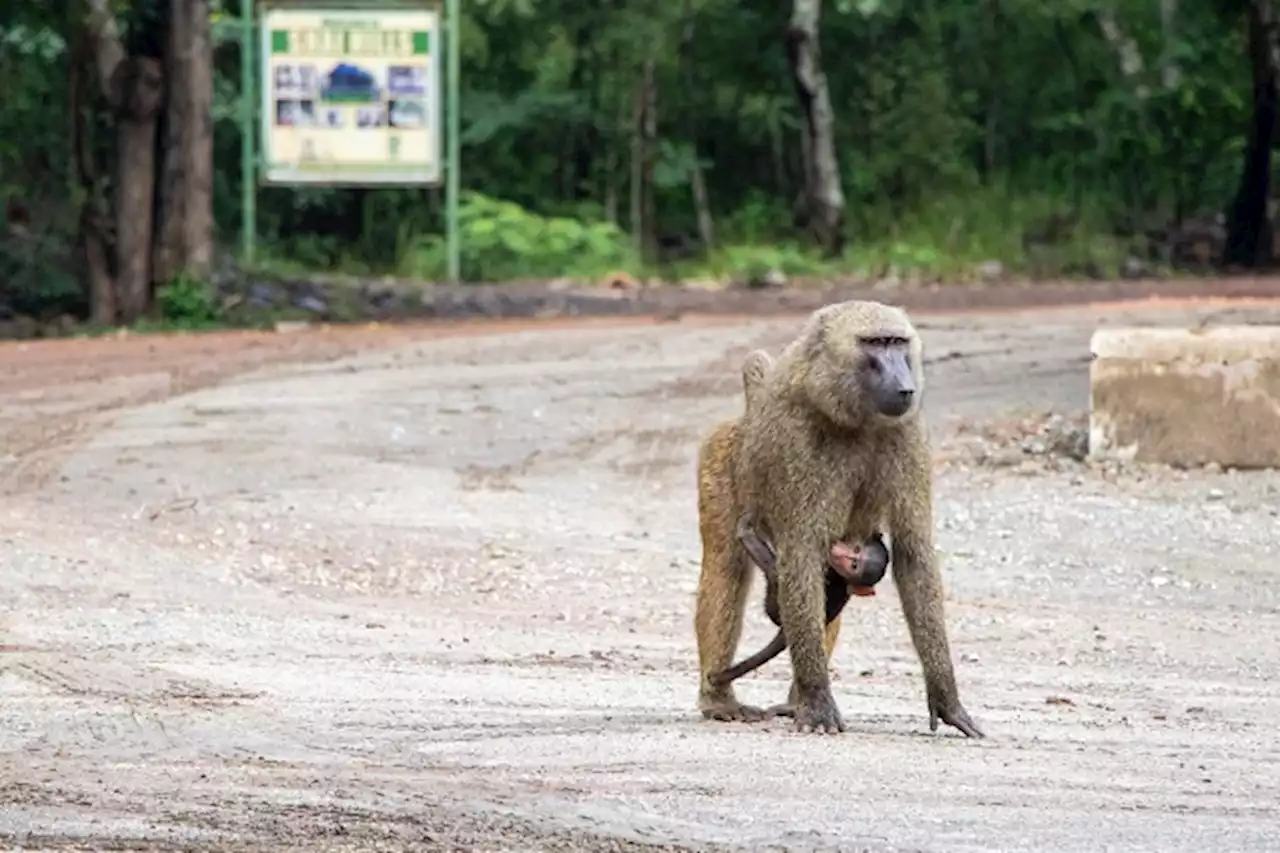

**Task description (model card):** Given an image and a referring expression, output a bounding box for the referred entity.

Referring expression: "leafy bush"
[702,244,829,286]
[0,240,84,319]
[395,192,637,282]
[155,272,222,328]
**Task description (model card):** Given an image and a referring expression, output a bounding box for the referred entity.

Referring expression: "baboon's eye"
[859,335,908,348]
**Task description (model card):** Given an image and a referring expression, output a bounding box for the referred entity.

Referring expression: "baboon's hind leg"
[696,547,764,720]
[694,427,767,722]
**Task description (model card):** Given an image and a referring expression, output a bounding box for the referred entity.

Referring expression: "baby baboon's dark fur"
[709,532,889,689]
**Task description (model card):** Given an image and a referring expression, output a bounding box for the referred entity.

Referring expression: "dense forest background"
[2,0,1280,326]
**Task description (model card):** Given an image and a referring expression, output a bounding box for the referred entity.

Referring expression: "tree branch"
[1096,9,1149,99]
[84,0,128,106]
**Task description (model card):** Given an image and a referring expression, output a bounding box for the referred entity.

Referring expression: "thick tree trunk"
[71,24,116,325]
[84,0,166,324]
[182,0,215,277]
[155,0,214,285]
[114,58,164,322]
[1224,0,1280,268]
[786,0,845,256]
[153,0,188,286]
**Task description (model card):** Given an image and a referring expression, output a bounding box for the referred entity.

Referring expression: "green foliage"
[395,192,635,281]
[698,244,829,286]
[155,272,223,328]
[845,186,1139,279]
[0,240,83,318]
[0,0,1268,326]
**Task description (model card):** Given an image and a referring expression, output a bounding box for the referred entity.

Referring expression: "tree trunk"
[114,58,164,322]
[640,56,658,262]
[691,160,714,251]
[678,0,714,250]
[786,0,845,256]
[182,0,215,278]
[70,22,116,325]
[1224,0,1280,268]
[153,0,188,286]
[604,95,626,225]
[84,0,166,324]
[1097,9,1148,98]
[1160,0,1181,90]
[629,67,645,258]
[82,206,117,326]
[156,0,215,285]
[982,0,1003,178]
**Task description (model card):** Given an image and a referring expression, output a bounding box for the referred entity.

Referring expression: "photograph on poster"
[356,106,387,128]
[274,99,317,127]
[387,65,426,96]
[388,99,426,129]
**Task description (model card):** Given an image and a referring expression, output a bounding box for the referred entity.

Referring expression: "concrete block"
[1089,326,1280,469]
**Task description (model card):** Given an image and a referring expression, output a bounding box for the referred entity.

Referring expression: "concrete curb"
[1089,325,1280,469]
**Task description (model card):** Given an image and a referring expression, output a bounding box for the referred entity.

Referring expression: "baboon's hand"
[927,691,985,738]
[793,687,845,735]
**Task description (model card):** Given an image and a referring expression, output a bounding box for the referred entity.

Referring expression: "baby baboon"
[709,532,889,690]
[695,300,983,737]
[737,514,888,602]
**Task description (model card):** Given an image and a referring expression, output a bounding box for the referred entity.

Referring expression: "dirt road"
[3,300,1280,852]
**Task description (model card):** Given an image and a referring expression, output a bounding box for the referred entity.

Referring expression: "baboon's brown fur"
[693,300,983,736]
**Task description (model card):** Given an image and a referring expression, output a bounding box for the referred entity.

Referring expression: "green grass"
[244,187,1155,288]
[654,187,1160,285]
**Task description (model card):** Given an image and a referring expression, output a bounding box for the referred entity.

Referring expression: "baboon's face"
[856,336,917,418]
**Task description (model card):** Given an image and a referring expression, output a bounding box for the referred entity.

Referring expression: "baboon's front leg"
[769,612,843,719]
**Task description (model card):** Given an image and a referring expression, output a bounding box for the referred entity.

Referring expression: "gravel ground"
[2,300,1280,851]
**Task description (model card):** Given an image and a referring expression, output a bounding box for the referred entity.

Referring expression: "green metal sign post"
[239,0,460,281]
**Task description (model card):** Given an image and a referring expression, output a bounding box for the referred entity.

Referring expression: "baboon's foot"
[699,691,769,723]
[793,686,845,734]
[765,702,795,718]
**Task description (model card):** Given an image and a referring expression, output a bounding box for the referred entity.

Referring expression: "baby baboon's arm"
[734,512,778,581]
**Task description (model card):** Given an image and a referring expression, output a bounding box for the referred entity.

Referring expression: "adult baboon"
[694,300,983,737]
